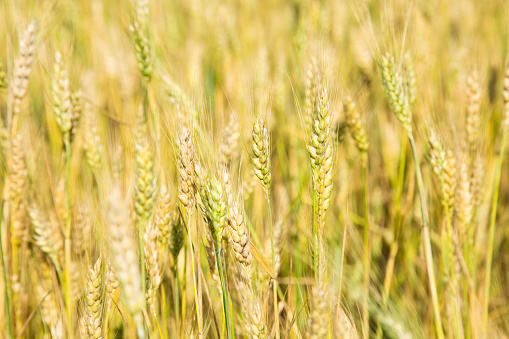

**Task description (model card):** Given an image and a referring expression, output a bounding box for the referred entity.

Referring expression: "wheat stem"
[63,139,72,334]
[186,211,202,338]
[0,199,13,338]
[483,129,507,331]
[361,164,370,339]
[216,246,233,339]
[267,197,279,339]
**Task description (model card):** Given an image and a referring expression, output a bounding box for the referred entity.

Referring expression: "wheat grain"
[220,112,240,166]
[343,96,369,166]
[85,256,103,339]
[306,283,328,339]
[252,117,271,194]
[466,71,481,154]
[178,127,196,211]
[156,184,171,247]
[227,201,251,267]
[12,20,36,115]
[404,52,417,107]
[134,107,156,221]
[51,51,73,141]
[9,133,27,242]
[30,205,63,271]
[380,53,412,132]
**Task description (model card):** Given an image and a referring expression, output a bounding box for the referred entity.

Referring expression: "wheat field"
[1,0,509,338]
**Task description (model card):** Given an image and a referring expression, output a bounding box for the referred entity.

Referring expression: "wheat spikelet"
[155,184,171,247]
[233,262,266,338]
[130,21,152,80]
[428,132,457,213]
[470,154,484,212]
[105,263,119,316]
[144,220,162,287]
[34,253,64,339]
[83,103,102,171]
[85,256,103,339]
[316,140,334,228]
[343,96,369,166]
[37,283,64,339]
[442,152,457,213]
[305,57,321,133]
[251,117,271,194]
[205,176,228,247]
[336,306,357,339]
[404,52,417,107]
[70,90,82,142]
[79,310,88,339]
[306,283,328,339]
[379,52,412,132]
[456,161,473,237]
[30,205,63,271]
[12,20,36,115]
[136,0,149,30]
[107,183,145,337]
[220,112,240,166]
[308,86,332,179]
[134,107,156,221]
[51,51,73,141]
[227,201,251,267]
[466,71,481,154]
[178,127,196,211]
[54,178,68,225]
[194,159,209,215]
[72,206,93,256]
[9,133,28,241]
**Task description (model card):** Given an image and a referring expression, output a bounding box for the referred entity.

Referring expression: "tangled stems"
[408,133,444,339]
[216,245,233,339]
[484,129,508,331]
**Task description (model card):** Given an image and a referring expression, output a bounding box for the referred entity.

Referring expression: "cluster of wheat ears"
[1,0,509,338]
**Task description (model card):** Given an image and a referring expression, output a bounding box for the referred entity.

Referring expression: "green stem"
[483,129,507,331]
[216,245,233,339]
[268,197,279,339]
[63,139,72,333]
[382,135,407,308]
[181,238,187,339]
[361,164,370,339]
[173,263,180,335]
[408,132,444,339]
[186,211,202,337]
[312,190,318,284]
[162,285,169,339]
[0,199,13,339]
